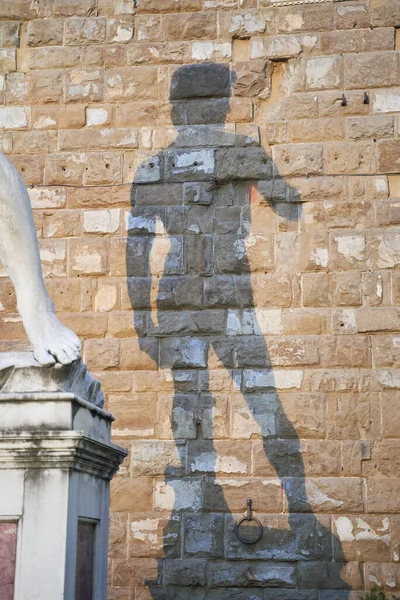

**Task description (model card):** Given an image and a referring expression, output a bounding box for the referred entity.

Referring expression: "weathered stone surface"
[1,2,400,597]
[207,561,296,588]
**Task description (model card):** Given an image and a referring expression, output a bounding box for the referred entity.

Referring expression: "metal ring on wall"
[234,499,263,545]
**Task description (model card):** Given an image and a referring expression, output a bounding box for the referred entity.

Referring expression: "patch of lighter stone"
[35,115,57,129]
[374,91,400,114]
[334,234,365,261]
[299,35,318,49]
[87,108,108,126]
[107,75,121,87]
[394,550,400,562]
[307,481,343,508]
[131,520,158,545]
[306,57,340,88]
[377,276,383,298]
[375,177,388,194]
[230,13,265,35]
[4,316,22,323]
[68,84,95,98]
[173,149,214,174]
[113,25,133,42]
[0,302,4,311]
[356,518,390,544]
[114,428,155,437]
[192,42,231,61]
[378,517,390,532]
[73,249,102,273]
[338,4,366,14]
[39,246,65,262]
[120,132,137,145]
[311,248,328,267]
[284,14,304,31]
[251,39,265,59]
[214,478,247,487]
[377,370,400,389]
[335,517,355,542]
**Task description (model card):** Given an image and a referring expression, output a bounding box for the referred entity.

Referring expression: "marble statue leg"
[0,152,81,366]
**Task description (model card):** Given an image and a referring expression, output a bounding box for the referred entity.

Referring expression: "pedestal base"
[0,353,126,600]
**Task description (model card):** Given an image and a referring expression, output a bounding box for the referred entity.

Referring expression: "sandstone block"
[164,559,207,587]
[131,441,183,477]
[344,52,399,90]
[303,273,332,308]
[277,5,334,32]
[59,128,138,151]
[154,479,203,511]
[335,1,370,29]
[254,439,340,477]
[371,0,400,27]
[64,17,107,45]
[65,69,104,103]
[129,515,180,559]
[367,479,400,513]
[220,10,271,38]
[29,46,82,70]
[306,56,342,90]
[170,63,230,100]
[282,309,330,335]
[0,107,28,129]
[346,116,394,140]
[272,143,323,177]
[333,272,362,306]
[204,477,282,513]
[8,154,44,186]
[83,209,120,234]
[183,514,223,559]
[108,392,157,437]
[0,21,20,47]
[110,477,153,513]
[120,338,158,370]
[69,238,110,276]
[379,140,400,173]
[319,91,370,120]
[324,142,376,174]
[357,307,400,332]
[0,48,16,71]
[289,118,344,143]
[26,19,63,46]
[135,0,201,13]
[284,477,363,513]
[233,60,271,98]
[276,392,325,438]
[297,561,363,590]
[43,209,81,238]
[106,67,159,102]
[321,28,394,55]
[160,337,208,369]
[84,152,122,185]
[225,514,333,563]
[207,561,296,588]
[164,12,217,41]
[109,18,134,43]
[326,391,380,439]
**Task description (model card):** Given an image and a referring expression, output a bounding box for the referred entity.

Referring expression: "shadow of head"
[169,62,302,222]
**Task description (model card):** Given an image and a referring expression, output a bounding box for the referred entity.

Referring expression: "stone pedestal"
[0,353,127,600]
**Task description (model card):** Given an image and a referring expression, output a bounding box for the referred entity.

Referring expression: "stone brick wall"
[1,0,400,597]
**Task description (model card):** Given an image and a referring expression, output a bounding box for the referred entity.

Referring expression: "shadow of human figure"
[127,63,350,598]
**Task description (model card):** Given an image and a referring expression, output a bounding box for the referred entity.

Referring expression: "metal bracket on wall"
[234,499,263,545]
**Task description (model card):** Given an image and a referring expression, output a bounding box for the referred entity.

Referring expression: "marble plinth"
[0,353,127,600]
